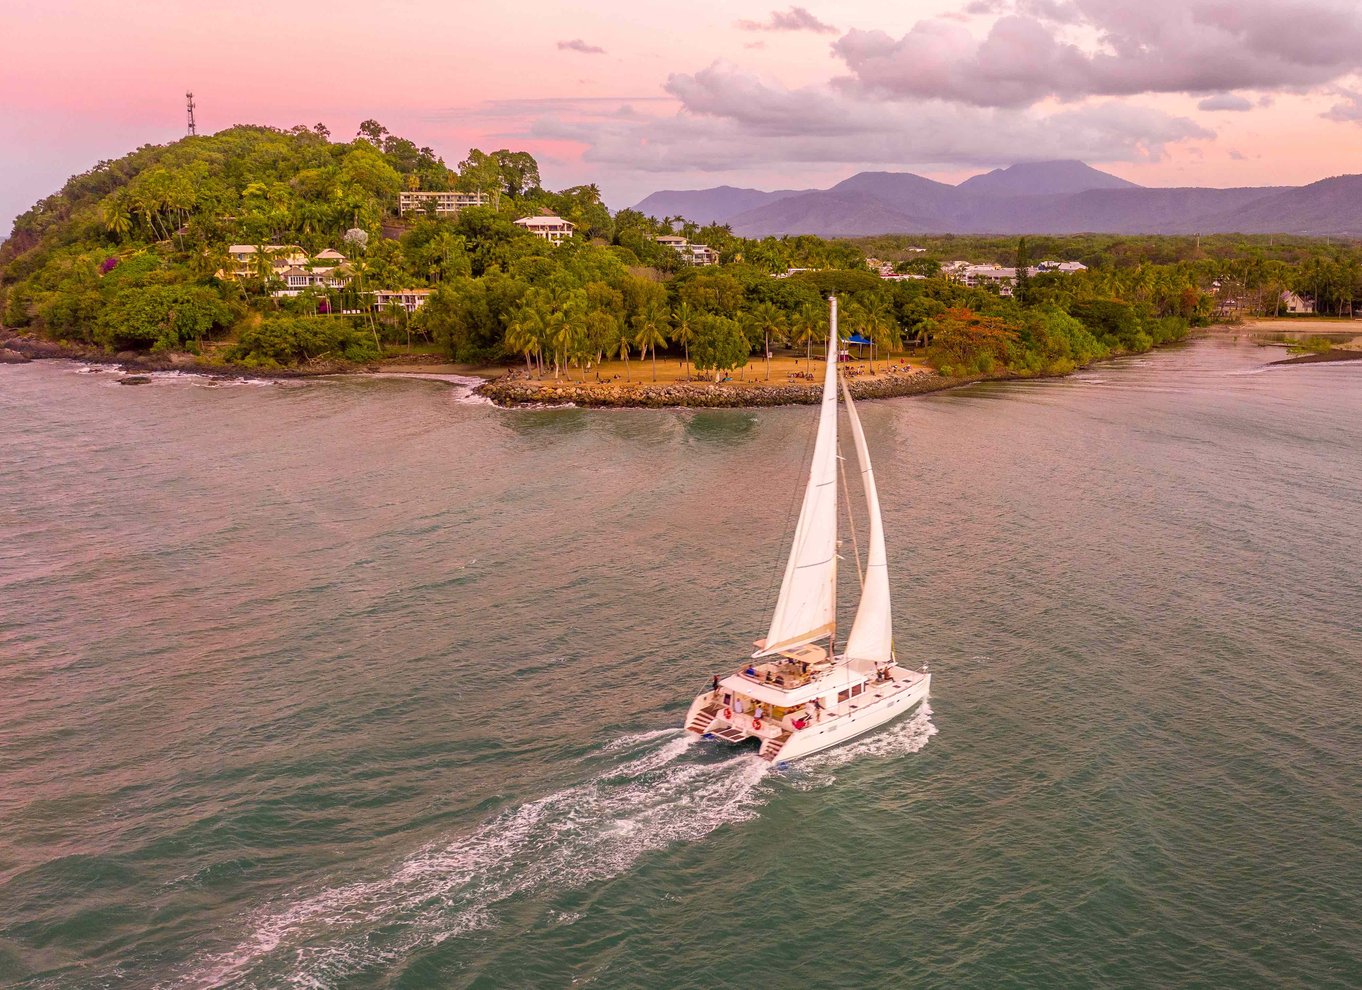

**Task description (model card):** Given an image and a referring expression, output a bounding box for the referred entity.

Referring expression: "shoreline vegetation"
[3,124,1361,408]
[6,319,1357,407]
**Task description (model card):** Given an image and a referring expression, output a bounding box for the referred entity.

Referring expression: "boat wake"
[187,731,768,989]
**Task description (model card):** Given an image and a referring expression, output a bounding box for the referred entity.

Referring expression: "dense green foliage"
[4,123,1356,379]
[860,233,1362,318]
[228,316,380,368]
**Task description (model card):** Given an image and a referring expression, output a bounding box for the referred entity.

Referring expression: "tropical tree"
[632,304,669,382]
[860,296,899,372]
[615,330,632,381]
[505,312,541,374]
[671,302,696,380]
[746,301,787,380]
[691,313,749,382]
[794,301,828,372]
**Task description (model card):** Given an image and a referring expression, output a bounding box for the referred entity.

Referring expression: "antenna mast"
[186,92,197,136]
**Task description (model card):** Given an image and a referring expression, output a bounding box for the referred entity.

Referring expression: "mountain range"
[630,161,1362,238]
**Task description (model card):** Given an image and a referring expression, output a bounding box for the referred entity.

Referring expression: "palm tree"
[506,315,541,374]
[866,298,898,370]
[747,301,787,381]
[102,194,132,242]
[549,312,575,381]
[794,302,827,373]
[633,304,669,382]
[861,297,898,373]
[616,332,632,381]
[671,302,696,380]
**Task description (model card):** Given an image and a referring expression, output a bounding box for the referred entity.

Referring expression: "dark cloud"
[736,6,837,34]
[833,1,1362,107]
[529,62,1211,173]
[1197,94,1254,111]
[557,39,606,55]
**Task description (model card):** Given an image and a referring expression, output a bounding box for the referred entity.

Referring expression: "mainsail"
[841,376,894,664]
[755,297,840,657]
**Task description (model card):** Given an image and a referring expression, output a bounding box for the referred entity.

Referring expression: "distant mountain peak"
[958,160,1141,196]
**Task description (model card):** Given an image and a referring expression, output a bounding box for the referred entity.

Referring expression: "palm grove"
[3,123,1352,379]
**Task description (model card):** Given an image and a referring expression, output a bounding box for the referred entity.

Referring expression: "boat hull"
[775,673,929,762]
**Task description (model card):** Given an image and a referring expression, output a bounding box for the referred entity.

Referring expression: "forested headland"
[2,123,1360,391]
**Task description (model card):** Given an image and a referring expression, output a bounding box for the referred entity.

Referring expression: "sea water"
[1,337,1359,988]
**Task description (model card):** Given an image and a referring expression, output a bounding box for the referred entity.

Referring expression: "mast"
[755,296,840,658]
[841,375,894,665]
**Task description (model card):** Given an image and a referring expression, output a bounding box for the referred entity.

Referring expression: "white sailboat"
[683,296,931,763]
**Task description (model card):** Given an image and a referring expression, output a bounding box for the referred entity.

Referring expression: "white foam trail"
[597,727,685,753]
[190,733,766,989]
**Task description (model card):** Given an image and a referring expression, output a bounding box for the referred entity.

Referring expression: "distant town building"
[1281,290,1315,314]
[514,215,575,245]
[372,289,433,313]
[398,190,490,216]
[654,234,717,266]
[934,259,1090,294]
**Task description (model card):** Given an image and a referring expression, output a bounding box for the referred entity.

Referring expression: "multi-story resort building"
[397,190,491,216]
[514,215,575,245]
[371,289,433,313]
[655,235,719,266]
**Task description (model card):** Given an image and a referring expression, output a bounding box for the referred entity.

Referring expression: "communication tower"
[186,92,197,136]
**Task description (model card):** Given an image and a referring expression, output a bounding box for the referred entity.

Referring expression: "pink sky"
[4,0,1362,234]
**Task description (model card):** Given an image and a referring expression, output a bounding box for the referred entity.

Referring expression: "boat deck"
[703,664,927,740]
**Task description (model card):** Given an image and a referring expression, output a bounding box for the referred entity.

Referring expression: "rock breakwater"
[474,370,1003,408]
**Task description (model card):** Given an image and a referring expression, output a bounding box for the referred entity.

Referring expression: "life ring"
[752,717,763,731]
[723,707,732,719]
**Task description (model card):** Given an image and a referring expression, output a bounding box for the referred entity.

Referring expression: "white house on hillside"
[372,289,433,313]
[514,215,575,245]
[654,234,718,266]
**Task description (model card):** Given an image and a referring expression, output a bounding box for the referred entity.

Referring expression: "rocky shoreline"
[474,369,1014,408]
[0,330,366,379]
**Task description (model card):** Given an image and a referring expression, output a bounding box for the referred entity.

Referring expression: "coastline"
[472,368,1002,407]
[0,330,500,383]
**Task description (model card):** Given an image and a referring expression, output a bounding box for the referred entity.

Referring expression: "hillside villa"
[514,215,575,245]
[372,289,432,313]
[655,235,720,266]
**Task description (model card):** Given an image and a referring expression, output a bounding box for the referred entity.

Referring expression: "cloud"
[833,1,1362,107]
[1197,94,1253,111]
[528,62,1211,173]
[557,39,606,55]
[1322,86,1362,122]
[736,6,837,33]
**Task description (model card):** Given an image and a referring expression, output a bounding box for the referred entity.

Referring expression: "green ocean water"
[1,337,1360,989]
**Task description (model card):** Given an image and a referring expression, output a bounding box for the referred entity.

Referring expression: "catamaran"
[683,295,931,763]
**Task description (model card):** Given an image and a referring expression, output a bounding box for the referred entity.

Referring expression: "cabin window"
[837,689,850,703]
